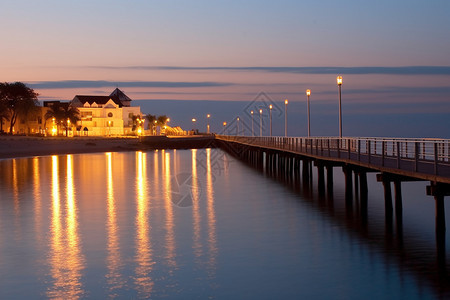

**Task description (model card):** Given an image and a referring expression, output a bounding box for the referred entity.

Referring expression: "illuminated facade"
[70,88,142,136]
[2,89,143,136]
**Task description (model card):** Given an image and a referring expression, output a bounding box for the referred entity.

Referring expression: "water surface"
[0,149,448,299]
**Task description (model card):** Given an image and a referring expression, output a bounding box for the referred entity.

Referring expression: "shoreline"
[0,136,144,160]
[0,135,217,160]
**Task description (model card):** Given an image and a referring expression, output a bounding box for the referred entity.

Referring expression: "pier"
[214,135,450,235]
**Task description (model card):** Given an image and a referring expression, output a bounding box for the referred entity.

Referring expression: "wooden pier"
[215,135,450,235]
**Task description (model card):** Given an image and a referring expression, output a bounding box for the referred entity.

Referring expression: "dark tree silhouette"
[0,100,9,133]
[45,102,80,136]
[0,82,39,134]
[157,115,168,126]
[145,114,156,129]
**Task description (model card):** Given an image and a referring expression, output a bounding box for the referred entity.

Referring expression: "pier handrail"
[215,135,450,181]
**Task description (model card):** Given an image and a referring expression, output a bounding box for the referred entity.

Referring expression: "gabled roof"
[110,88,132,103]
[73,95,124,107]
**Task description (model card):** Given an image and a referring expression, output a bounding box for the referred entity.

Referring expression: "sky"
[1,0,449,137]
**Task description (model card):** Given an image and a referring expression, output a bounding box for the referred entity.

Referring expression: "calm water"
[0,149,449,299]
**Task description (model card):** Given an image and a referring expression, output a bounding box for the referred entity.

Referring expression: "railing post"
[358,139,361,161]
[382,141,385,166]
[338,138,341,158]
[328,139,331,157]
[316,139,319,155]
[415,142,419,172]
[397,141,400,169]
[434,143,438,175]
[368,140,371,164]
[321,139,323,156]
[348,138,351,159]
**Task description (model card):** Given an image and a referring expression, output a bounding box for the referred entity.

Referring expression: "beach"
[0,136,143,160]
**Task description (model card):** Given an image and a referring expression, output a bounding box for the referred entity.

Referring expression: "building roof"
[72,89,133,108]
[73,95,123,107]
[110,88,132,103]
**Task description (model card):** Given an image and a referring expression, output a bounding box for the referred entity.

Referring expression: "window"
[81,111,93,121]
[108,112,113,117]
[37,117,42,124]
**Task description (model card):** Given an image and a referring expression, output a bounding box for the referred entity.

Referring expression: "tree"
[145,114,156,129]
[44,102,80,136]
[61,105,80,137]
[0,100,9,133]
[131,114,140,131]
[0,82,39,134]
[157,115,168,126]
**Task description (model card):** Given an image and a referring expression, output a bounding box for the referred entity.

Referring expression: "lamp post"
[259,109,262,136]
[269,104,273,136]
[337,75,343,138]
[306,89,311,137]
[284,99,288,137]
[192,118,196,135]
[259,109,263,137]
[236,117,240,136]
[223,121,227,134]
[251,110,254,137]
[207,114,210,134]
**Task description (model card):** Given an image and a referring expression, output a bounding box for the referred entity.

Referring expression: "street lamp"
[259,109,263,137]
[337,75,343,138]
[269,104,273,136]
[284,99,288,137]
[306,89,311,137]
[207,114,210,134]
[223,121,227,134]
[236,117,240,136]
[250,110,254,137]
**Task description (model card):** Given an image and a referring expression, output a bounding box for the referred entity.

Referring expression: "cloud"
[27,80,233,89]
[88,65,450,75]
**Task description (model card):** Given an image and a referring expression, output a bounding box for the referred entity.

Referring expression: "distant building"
[70,88,142,136]
[6,88,143,136]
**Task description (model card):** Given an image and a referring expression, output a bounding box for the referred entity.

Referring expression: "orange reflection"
[192,149,202,258]
[206,149,217,271]
[163,151,176,267]
[106,152,124,295]
[48,155,63,298]
[12,159,19,216]
[47,155,85,298]
[65,155,85,298]
[33,157,43,246]
[135,152,154,297]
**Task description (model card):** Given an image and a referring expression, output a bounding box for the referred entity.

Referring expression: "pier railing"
[216,135,450,180]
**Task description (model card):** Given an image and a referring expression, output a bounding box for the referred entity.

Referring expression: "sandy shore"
[0,136,144,160]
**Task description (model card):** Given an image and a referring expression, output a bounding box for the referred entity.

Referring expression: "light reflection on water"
[0,149,448,299]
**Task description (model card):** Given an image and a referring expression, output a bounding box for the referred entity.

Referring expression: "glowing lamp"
[337,75,343,86]
[306,89,311,96]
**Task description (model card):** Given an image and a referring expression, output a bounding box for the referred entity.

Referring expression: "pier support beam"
[316,161,325,196]
[342,165,353,205]
[426,182,449,269]
[302,159,310,183]
[326,165,334,194]
[427,182,449,234]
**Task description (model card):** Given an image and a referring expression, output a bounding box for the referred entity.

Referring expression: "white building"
[70,88,142,136]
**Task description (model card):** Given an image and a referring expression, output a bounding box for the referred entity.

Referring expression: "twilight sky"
[1,0,449,137]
